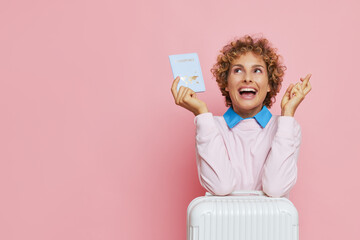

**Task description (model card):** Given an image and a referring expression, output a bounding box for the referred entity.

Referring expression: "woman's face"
[226,51,270,118]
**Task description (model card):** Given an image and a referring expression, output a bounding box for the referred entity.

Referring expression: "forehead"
[231,51,266,67]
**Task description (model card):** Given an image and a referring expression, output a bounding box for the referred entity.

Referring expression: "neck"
[233,105,263,119]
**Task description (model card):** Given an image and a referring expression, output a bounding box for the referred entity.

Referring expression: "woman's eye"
[234,68,242,73]
[254,68,262,73]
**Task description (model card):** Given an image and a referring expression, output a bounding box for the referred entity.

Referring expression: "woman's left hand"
[281,73,312,117]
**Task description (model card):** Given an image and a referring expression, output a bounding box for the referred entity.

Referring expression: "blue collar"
[223,106,272,129]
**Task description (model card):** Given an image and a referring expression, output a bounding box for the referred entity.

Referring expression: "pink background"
[1,0,359,239]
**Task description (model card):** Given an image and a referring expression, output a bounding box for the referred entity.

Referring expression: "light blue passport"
[169,53,205,92]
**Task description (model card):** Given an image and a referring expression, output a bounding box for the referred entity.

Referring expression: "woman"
[171,35,311,198]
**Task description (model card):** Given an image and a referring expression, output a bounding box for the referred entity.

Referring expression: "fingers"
[281,83,294,108]
[291,82,303,97]
[301,73,311,91]
[283,84,293,100]
[282,74,312,116]
[300,73,312,95]
[175,86,195,106]
[171,76,180,99]
[285,84,294,94]
[184,87,195,101]
[176,86,186,105]
[178,87,190,103]
[304,81,312,95]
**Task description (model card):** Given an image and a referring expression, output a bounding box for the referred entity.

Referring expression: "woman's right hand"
[171,76,209,116]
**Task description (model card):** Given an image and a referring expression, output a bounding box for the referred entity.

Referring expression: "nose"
[243,75,253,83]
[242,71,253,83]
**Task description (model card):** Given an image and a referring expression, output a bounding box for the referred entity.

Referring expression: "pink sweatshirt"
[194,112,301,198]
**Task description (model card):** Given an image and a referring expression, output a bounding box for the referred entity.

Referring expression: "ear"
[225,86,229,92]
[267,83,271,92]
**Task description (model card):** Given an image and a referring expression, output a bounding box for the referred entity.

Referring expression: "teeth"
[240,88,256,93]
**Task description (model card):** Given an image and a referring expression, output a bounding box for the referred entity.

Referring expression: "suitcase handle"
[205,190,265,196]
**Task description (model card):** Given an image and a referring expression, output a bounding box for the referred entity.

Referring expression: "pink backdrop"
[1,0,359,239]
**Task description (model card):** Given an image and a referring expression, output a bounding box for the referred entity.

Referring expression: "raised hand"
[171,76,209,116]
[281,74,312,117]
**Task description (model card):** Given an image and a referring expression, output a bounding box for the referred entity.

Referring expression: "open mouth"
[239,87,257,96]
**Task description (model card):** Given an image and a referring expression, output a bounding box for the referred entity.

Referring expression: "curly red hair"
[211,35,286,108]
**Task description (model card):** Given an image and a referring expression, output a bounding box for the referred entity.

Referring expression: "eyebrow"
[231,64,265,69]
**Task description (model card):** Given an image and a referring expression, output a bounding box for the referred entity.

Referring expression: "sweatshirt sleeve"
[195,113,236,196]
[262,116,302,198]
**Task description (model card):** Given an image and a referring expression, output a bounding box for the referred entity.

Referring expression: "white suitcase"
[187,191,299,240]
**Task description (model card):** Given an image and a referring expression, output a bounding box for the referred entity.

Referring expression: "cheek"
[260,77,270,92]
[225,79,235,92]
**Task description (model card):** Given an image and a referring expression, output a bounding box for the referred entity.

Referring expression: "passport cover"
[169,53,205,92]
